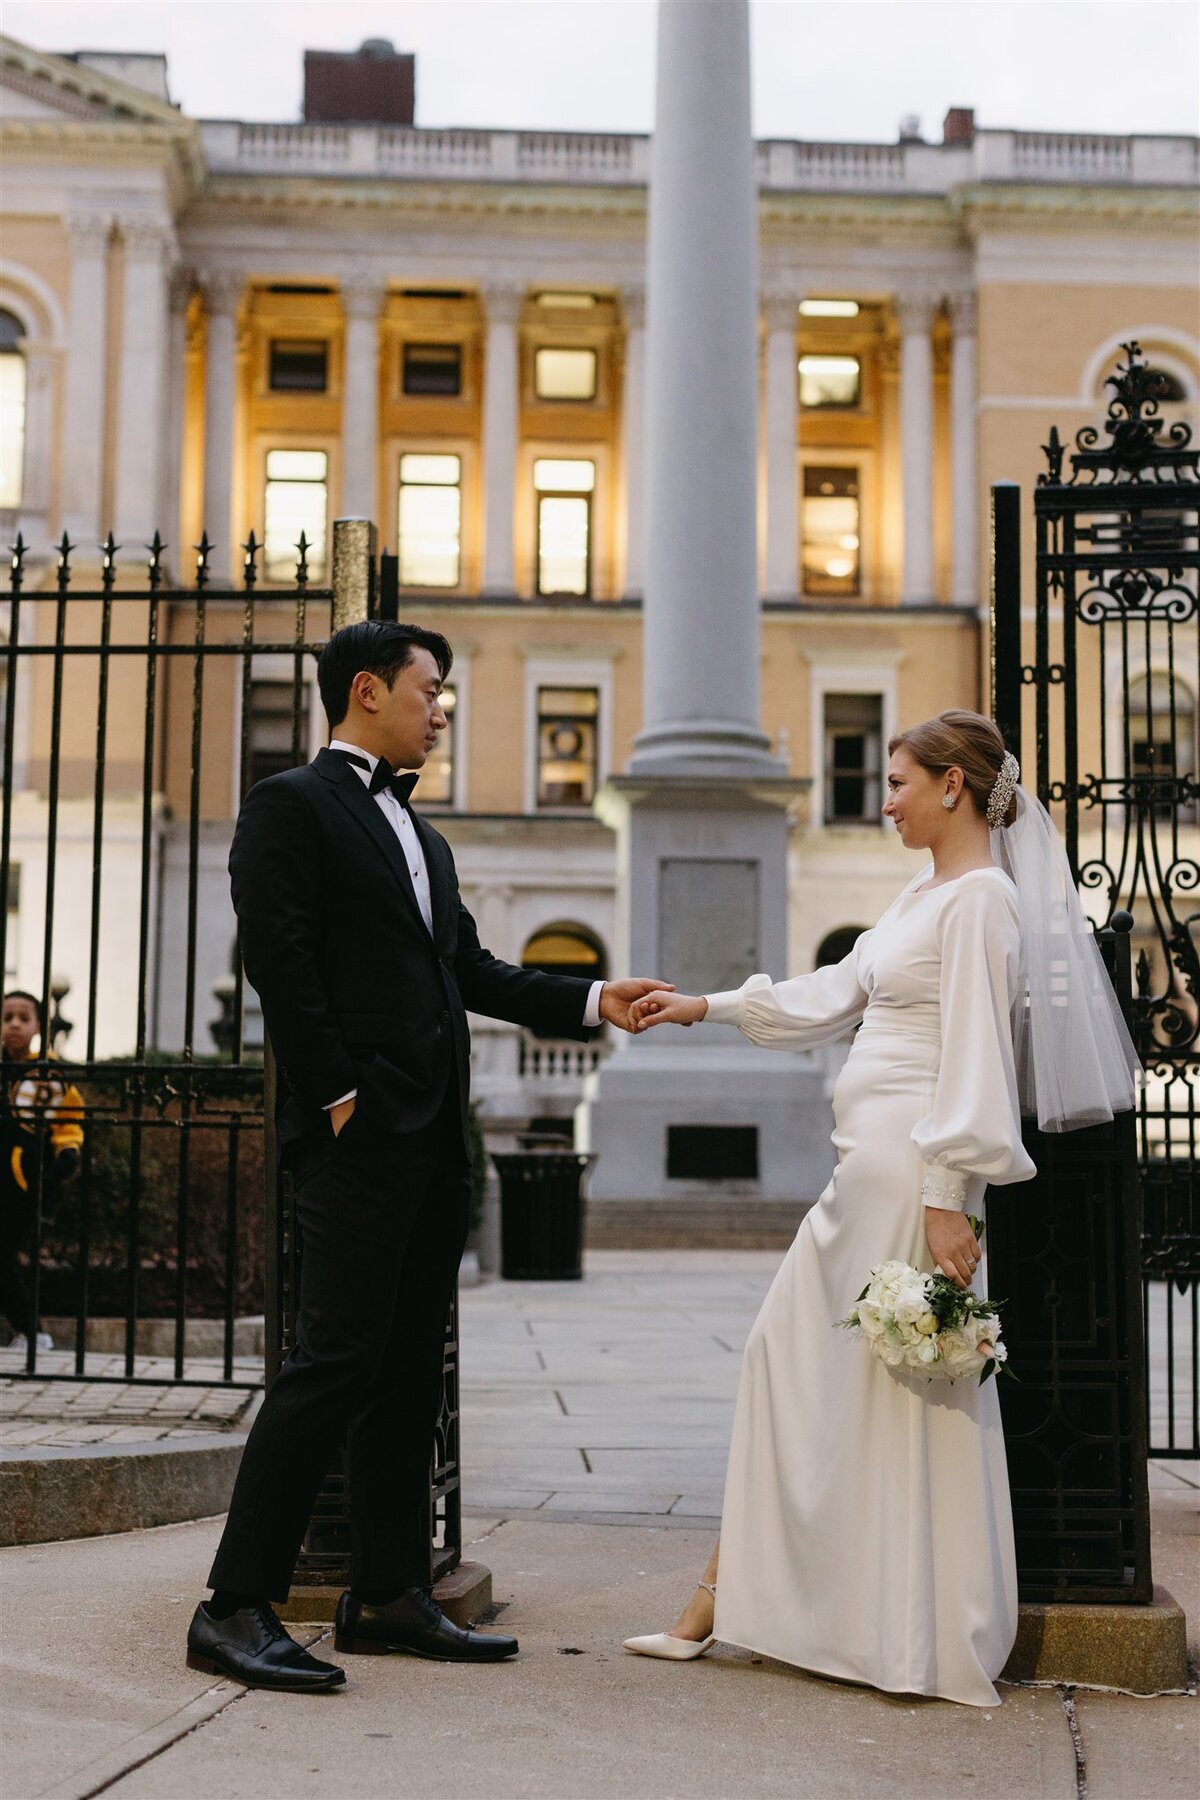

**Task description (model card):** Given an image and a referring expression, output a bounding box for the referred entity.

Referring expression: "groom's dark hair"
[317,620,454,728]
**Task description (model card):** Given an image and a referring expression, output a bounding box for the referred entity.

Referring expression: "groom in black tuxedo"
[187,621,669,1691]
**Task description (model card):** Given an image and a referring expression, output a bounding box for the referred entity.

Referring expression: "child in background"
[1,990,84,1352]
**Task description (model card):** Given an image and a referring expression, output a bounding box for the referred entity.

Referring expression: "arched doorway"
[814,925,868,968]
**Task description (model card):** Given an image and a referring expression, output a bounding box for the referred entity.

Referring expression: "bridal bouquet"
[838,1218,1010,1385]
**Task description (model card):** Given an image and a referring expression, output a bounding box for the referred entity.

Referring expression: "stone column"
[479,280,522,596]
[164,266,193,560]
[762,288,799,602]
[949,291,979,608]
[619,283,646,599]
[61,212,112,545]
[113,219,174,545]
[897,294,937,606]
[17,342,55,548]
[632,0,772,772]
[341,276,385,520]
[200,271,242,582]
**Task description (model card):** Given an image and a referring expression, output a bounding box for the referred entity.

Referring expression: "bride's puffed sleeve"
[703,937,869,1050]
[912,876,1036,1210]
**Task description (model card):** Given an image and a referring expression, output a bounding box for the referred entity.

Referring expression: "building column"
[61,212,112,545]
[619,282,646,599]
[479,280,522,596]
[200,271,242,582]
[113,219,174,545]
[164,266,193,563]
[632,0,771,772]
[17,341,55,550]
[949,291,979,608]
[897,294,937,606]
[341,276,385,520]
[762,288,799,602]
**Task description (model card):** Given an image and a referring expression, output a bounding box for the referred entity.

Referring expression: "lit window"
[403,343,462,397]
[247,679,310,789]
[537,686,599,808]
[398,453,461,588]
[799,299,860,319]
[534,347,597,401]
[823,694,883,824]
[534,458,594,597]
[1130,675,1198,826]
[0,309,26,511]
[798,354,861,409]
[263,449,328,582]
[803,466,860,597]
[535,293,596,309]
[417,683,456,806]
[268,340,328,393]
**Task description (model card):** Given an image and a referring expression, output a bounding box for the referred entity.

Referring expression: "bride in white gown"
[623,710,1138,1708]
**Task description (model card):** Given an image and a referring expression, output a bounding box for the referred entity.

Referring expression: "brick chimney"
[942,107,976,146]
[303,39,415,125]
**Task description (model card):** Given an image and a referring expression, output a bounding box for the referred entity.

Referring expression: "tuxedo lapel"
[315,747,428,930]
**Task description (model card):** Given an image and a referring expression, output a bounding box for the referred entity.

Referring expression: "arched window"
[815,925,868,968]
[0,309,26,512]
[522,922,608,1038]
[1129,674,1199,826]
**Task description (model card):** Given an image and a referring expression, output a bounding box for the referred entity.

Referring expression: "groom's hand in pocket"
[599,978,676,1034]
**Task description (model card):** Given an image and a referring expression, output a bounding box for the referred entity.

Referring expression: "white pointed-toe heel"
[623,1582,716,1661]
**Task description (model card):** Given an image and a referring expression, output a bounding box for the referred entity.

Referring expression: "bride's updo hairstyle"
[888,710,1018,829]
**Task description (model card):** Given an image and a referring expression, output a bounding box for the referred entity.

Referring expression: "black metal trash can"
[491,1148,594,1280]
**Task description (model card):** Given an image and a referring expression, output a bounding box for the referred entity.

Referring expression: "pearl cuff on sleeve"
[921,1165,968,1211]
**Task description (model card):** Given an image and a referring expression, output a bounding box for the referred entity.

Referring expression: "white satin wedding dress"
[703,865,1036,1707]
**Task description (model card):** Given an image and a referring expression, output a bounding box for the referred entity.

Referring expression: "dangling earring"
[942,793,956,810]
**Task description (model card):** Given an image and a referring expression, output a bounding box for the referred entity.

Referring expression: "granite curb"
[0,1433,247,1547]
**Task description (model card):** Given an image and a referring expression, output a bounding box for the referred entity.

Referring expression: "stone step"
[585,1198,808,1251]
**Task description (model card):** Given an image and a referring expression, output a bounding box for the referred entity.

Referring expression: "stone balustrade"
[199,119,1197,191]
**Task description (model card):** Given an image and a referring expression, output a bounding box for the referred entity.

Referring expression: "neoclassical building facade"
[1,35,1197,1132]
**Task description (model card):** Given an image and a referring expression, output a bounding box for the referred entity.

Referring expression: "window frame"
[254,437,337,587]
[401,341,464,399]
[801,462,863,600]
[397,449,464,590]
[798,451,877,604]
[522,653,615,815]
[797,352,863,413]
[531,456,597,600]
[389,437,476,595]
[533,345,599,403]
[806,656,900,831]
[267,337,330,395]
[821,691,885,826]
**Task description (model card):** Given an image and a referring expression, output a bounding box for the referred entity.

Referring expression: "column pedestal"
[579,777,835,1205]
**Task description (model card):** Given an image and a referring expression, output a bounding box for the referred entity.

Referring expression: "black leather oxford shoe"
[334,1587,518,1662]
[186,1601,346,1692]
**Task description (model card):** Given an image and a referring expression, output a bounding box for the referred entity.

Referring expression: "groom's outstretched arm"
[229,778,357,1111]
[451,885,671,1038]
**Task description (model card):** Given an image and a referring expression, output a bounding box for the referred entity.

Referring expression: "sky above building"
[5,0,1198,140]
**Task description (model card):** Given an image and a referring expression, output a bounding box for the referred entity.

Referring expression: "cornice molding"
[0,33,184,128]
[949,181,1200,228]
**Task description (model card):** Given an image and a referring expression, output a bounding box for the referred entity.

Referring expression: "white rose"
[915,1338,940,1365]
[915,1312,939,1336]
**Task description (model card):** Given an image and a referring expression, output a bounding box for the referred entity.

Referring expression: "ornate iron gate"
[1,521,460,1582]
[991,343,1197,1575]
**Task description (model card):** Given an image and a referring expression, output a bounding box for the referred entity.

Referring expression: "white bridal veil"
[990,787,1140,1133]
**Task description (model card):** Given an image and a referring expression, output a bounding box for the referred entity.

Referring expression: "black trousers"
[0,1139,40,1337]
[208,1091,470,1601]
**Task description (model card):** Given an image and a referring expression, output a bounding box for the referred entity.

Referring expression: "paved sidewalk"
[0,1349,260,1450]
[0,1252,1196,1799]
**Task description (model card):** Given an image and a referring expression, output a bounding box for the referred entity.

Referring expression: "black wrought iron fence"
[1,518,462,1582]
[993,343,1199,1477]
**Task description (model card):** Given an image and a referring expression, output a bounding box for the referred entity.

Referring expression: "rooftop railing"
[199,119,1199,192]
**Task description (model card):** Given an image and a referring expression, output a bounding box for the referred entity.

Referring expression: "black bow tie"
[334,750,419,806]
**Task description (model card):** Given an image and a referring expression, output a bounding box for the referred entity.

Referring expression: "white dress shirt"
[323,740,603,1109]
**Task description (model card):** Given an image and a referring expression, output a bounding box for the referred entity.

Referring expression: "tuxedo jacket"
[229,746,593,1150]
